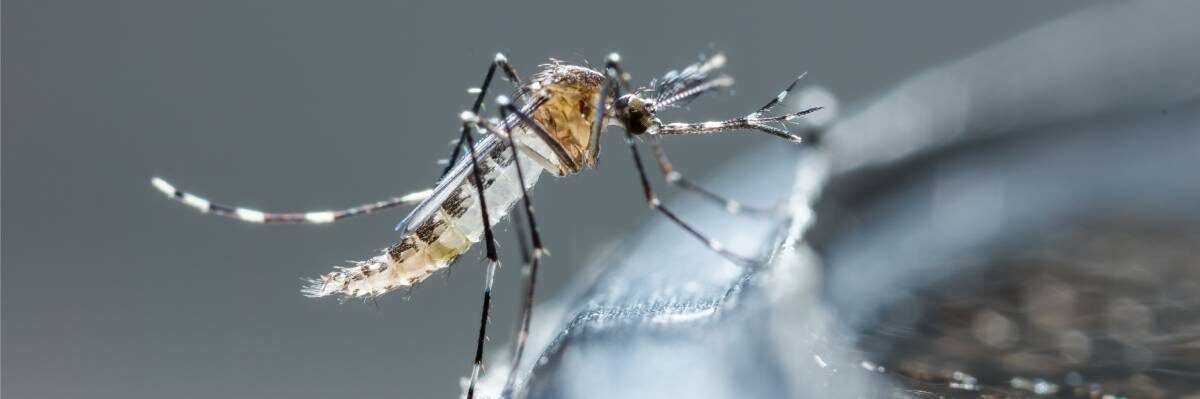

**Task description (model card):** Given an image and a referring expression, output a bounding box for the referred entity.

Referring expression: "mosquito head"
[613,93,655,134]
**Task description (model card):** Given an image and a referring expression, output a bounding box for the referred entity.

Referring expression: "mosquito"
[151,52,820,398]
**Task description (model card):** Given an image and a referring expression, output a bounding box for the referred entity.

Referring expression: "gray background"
[3,2,1094,398]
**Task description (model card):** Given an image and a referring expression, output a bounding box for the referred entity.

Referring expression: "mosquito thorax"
[614,94,654,134]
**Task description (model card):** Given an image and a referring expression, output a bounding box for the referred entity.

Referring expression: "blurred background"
[4,1,1196,398]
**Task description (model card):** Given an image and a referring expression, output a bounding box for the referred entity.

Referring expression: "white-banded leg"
[582,53,628,164]
[633,56,779,216]
[459,102,549,398]
[594,57,759,267]
[654,74,822,143]
[624,131,757,267]
[644,136,782,217]
[461,105,504,399]
[150,177,432,224]
[442,53,524,178]
[605,53,633,93]
[495,99,547,398]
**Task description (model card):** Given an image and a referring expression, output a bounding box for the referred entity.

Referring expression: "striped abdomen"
[302,135,542,299]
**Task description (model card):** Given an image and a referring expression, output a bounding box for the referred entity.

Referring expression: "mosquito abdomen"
[302,141,543,299]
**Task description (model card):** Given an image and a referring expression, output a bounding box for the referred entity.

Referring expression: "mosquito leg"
[645,75,821,217]
[457,101,549,397]
[654,74,822,143]
[584,53,626,163]
[505,202,537,374]
[644,137,781,217]
[495,101,546,398]
[623,131,757,267]
[462,107,503,399]
[599,55,759,262]
[605,53,633,92]
[442,53,523,178]
[150,177,432,224]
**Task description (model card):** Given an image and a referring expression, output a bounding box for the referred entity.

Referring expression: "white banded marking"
[398,188,432,203]
[401,189,433,203]
[235,208,266,223]
[403,188,436,203]
[706,53,726,69]
[150,177,175,196]
[181,193,210,212]
[305,211,335,224]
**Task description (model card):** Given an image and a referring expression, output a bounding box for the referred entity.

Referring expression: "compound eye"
[615,95,651,134]
[613,94,629,108]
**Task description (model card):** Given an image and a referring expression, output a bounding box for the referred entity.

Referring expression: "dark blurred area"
[806,3,1200,396]
[817,100,1200,398]
[860,221,1200,397]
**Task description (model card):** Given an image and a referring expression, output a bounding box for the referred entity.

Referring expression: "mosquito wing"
[396,134,536,235]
